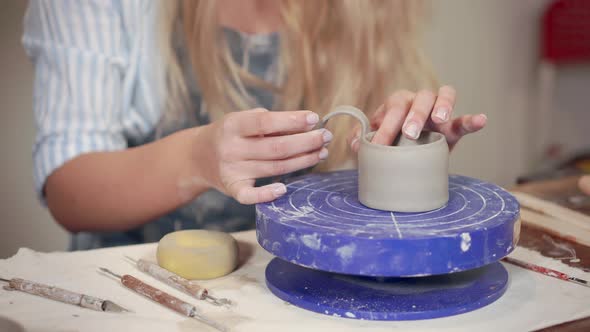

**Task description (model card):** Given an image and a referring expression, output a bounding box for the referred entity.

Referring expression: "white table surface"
[1,230,589,332]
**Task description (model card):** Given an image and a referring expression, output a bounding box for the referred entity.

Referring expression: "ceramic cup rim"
[361,131,447,151]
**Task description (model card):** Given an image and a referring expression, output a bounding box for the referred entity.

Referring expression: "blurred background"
[1,0,588,257]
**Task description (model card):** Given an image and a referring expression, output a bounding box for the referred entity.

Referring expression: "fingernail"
[319,147,329,160]
[404,122,420,139]
[272,183,287,196]
[322,129,333,143]
[434,107,449,121]
[306,113,319,125]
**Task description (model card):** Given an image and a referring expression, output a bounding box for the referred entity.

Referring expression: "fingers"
[431,85,456,124]
[451,114,487,138]
[369,104,386,130]
[348,124,362,153]
[402,90,436,139]
[242,148,327,179]
[227,109,319,137]
[371,90,414,145]
[245,129,332,160]
[436,114,487,148]
[230,180,287,205]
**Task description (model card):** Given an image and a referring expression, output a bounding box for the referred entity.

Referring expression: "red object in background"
[542,0,590,63]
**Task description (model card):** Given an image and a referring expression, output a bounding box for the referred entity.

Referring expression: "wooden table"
[0,228,589,332]
[512,176,590,332]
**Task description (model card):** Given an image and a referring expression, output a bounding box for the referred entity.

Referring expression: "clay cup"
[322,105,449,212]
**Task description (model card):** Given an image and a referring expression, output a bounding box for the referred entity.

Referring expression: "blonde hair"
[159,0,436,169]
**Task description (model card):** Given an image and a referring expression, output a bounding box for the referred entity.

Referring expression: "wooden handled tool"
[503,257,589,288]
[99,268,227,332]
[125,256,232,307]
[0,277,129,313]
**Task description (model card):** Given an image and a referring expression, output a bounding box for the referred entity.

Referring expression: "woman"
[23,0,486,249]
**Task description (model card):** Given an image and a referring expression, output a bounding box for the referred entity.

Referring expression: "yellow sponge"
[156,230,238,280]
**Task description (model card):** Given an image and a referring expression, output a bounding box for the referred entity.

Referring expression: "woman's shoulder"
[22,0,160,44]
[22,0,166,85]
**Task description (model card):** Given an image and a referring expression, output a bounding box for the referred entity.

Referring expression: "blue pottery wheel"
[256,171,520,320]
[256,170,520,277]
[266,257,508,320]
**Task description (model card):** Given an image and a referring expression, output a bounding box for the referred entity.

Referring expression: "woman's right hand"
[195,108,332,205]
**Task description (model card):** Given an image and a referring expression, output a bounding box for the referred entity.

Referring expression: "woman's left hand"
[349,86,487,152]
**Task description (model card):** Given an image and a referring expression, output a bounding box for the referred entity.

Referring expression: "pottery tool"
[124,256,232,307]
[503,257,589,288]
[98,268,227,332]
[0,277,129,313]
[256,170,521,320]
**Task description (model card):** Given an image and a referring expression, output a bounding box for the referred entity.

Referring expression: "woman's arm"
[45,128,205,233]
[46,109,328,233]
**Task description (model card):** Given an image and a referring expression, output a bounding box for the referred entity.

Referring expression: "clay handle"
[136,259,207,299]
[7,278,105,311]
[321,105,371,141]
[121,274,196,317]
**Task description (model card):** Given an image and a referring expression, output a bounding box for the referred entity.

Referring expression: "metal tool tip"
[98,267,122,279]
[124,255,138,264]
[103,300,133,314]
[205,294,233,307]
[571,277,589,286]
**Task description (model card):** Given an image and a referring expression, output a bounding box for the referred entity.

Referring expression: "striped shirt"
[23,0,297,249]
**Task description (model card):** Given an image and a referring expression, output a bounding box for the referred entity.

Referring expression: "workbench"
[1,229,589,332]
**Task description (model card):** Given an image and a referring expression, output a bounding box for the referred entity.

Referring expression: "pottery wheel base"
[266,258,508,321]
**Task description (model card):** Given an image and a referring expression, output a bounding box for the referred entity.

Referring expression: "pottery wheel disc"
[265,257,509,320]
[256,170,520,277]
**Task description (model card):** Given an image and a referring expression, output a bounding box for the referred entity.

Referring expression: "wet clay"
[322,105,449,212]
